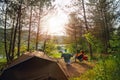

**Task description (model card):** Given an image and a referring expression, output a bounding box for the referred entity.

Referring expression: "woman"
[75,50,85,62]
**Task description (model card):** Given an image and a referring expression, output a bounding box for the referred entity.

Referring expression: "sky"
[1,0,119,35]
[41,0,73,36]
[0,0,72,36]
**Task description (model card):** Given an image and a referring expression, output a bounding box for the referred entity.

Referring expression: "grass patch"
[0,58,6,74]
[49,53,61,58]
[0,58,6,63]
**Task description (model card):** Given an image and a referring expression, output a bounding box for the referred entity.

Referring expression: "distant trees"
[65,0,94,58]
[0,0,53,63]
[35,0,50,51]
[2,0,23,62]
[86,0,120,53]
[65,0,120,59]
[65,13,85,53]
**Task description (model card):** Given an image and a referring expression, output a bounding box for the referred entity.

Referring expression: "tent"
[0,51,68,80]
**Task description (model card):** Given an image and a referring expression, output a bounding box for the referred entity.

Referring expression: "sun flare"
[46,12,68,36]
[48,17,63,35]
[41,0,72,36]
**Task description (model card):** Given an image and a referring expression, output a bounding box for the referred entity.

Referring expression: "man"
[61,49,73,64]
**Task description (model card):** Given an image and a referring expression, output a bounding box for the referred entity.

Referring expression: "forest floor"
[58,59,95,78]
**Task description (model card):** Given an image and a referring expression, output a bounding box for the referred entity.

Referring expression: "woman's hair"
[80,50,84,53]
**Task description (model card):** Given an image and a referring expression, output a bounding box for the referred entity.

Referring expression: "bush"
[71,53,120,80]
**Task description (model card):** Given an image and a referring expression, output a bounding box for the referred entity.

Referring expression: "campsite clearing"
[58,59,94,78]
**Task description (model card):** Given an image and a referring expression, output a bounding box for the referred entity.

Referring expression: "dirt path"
[58,59,94,78]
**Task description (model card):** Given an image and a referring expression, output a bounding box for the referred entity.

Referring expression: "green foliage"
[65,37,90,54]
[0,58,6,63]
[14,44,27,57]
[57,46,62,51]
[0,58,6,72]
[84,33,94,44]
[84,33,104,53]
[49,53,61,58]
[77,38,88,52]
[74,54,120,80]
[20,44,27,53]
[45,40,58,55]
[109,33,120,53]
[0,42,5,57]
[66,43,76,54]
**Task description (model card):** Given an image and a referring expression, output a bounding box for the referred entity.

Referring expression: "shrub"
[71,54,120,80]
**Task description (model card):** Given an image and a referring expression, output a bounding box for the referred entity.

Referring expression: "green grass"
[49,53,61,58]
[0,58,6,63]
[0,58,6,74]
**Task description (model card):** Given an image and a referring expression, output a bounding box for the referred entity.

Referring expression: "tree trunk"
[36,7,41,50]
[43,39,47,54]
[17,3,22,57]
[27,6,32,51]
[81,0,93,58]
[74,26,78,62]
[11,12,19,61]
[99,0,109,54]
[103,10,110,54]
[4,5,9,63]
[8,12,15,61]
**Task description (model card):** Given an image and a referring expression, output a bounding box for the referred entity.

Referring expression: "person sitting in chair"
[75,50,86,62]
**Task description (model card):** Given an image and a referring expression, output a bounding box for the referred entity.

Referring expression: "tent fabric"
[0,51,68,80]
